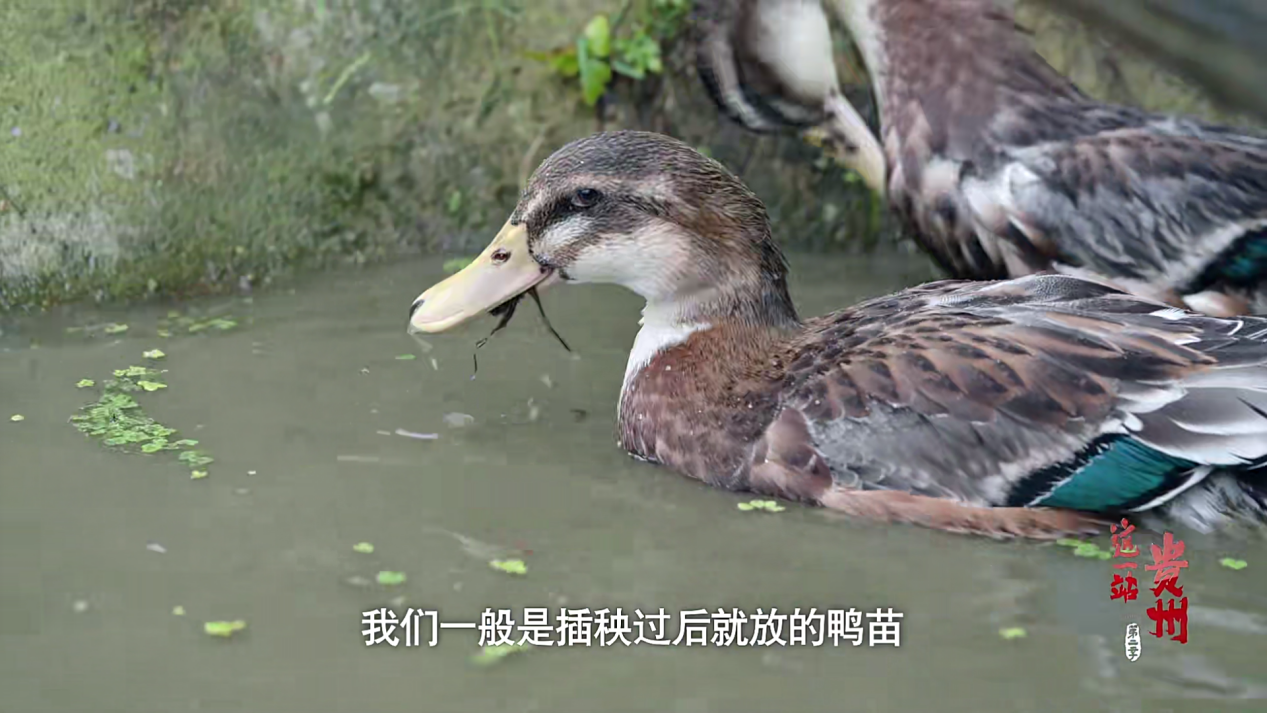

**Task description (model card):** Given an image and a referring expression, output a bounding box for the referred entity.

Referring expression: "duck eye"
[570,188,601,209]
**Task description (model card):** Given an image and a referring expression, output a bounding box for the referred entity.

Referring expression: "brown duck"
[409,131,1267,539]
[694,0,1267,317]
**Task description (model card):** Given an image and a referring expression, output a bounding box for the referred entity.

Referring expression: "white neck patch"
[619,301,711,412]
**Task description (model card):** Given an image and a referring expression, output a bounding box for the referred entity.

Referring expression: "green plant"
[527,0,691,107]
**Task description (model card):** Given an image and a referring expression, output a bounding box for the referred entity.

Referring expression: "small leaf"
[1220,557,1249,570]
[104,323,129,334]
[376,570,407,586]
[736,502,755,511]
[489,559,527,576]
[395,354,417,361]
[173,439,199,447]
[172,605,186,616]
[582,15,611,58]
[610,59,644,80]
[137,381,167,392]
[998,627,1028,640]
[157,329,172,338]
[9,414,24,422]
[76,379,96,388]
[203,620,247,637]
[549,51,580,78]
[471,643,532,666]
[143,349,166,360]
[353,542,375,554]
[190,470,208,480]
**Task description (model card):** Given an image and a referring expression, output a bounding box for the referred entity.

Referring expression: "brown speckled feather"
[619,274,1267,539]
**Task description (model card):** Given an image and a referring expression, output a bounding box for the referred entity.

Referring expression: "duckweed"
[1220,558,1249,570]
[1053,539,1114,560]
[172,606,186,616]
[376,571,407,586]
[737,499,786,513]
[143,349,166,360]
[489,559,527,576]
[471,643,532,666]
[9,414,24,422]
[204,620,247,637]
[353,542,375,554]
[71,364,211,476]
[76,379,95,388]
[103,323,129,335]
[998,627,1028,640]
[157,310,240,336]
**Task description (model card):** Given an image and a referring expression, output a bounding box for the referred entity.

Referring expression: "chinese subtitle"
[361,607,905,648]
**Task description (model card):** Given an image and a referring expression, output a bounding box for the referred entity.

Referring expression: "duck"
[693,0,887,193]
[692,0,1267,318]
[408,130,1267,539]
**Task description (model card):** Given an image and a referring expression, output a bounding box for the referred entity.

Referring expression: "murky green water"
[2,253,1266,712]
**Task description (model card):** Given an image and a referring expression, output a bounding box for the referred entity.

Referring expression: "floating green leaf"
[72,361,209,476]
[9,414,25,422]
[376,571,407,586]
[1220,558,1249,570]
[443,257,475,274]
[395,354,417,361]
[203,620,247,637]
[143,349,166,360]
[157,329,172,338]
[179,450,214,467]
[76,379,95,388]
[104,323,129,334]
[190,470,208,480]
[471,643,532,666]
[353,542,375,554]
[114,365,151,378]
[489,559,527,576]
[737,499,786,513]
[998,627,1028,640]
[172,605,186,616]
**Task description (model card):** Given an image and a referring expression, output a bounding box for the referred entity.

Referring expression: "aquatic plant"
[70,363,212,477]
[489,559,527,576]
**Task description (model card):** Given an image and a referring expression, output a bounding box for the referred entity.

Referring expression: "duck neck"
[829,0,1074,132]
[620,271,799,403]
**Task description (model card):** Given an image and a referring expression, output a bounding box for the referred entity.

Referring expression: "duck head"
[693,0,887,196]
[409,131,799,335]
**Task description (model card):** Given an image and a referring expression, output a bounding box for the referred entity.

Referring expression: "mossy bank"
[0,0,1257,312]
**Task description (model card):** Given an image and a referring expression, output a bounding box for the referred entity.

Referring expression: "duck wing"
[959,116,1267,312]
[750,274,1267,536]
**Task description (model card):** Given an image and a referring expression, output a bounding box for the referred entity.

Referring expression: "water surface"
[2,253,1265,712]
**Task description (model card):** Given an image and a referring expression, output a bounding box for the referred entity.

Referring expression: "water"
[2,253,1266,712]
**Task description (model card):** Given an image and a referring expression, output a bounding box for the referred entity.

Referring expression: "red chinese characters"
[1109,519,1139,602]
[1145,532,1189,644]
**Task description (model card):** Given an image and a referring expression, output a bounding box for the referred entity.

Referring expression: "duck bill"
[408,219,557,334]
[806,92,887,198]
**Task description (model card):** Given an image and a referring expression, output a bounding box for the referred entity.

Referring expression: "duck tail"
[1125,313,1267,531]
[1147,472,1267,534]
